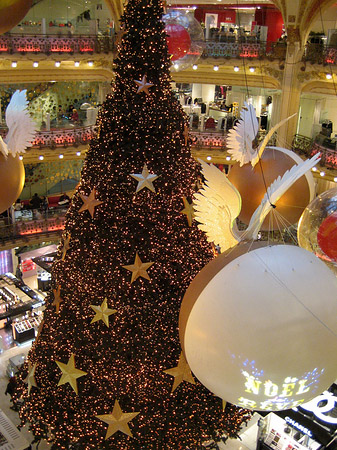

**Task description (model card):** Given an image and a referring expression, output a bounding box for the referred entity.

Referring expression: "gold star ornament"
[134,75,153,95]
[164,352,195,392]
[122,252,154,283]
[52,286,63,314]
[90,298,117,327]
[130,164,158,193]
[180,197,194,227]
[96,400,140,439]
[79,188,103,218]
[25,362,37,394]
[56,354,87,395]
[61,234,71,261]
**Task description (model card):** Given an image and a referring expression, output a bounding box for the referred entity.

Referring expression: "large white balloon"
[179,243,337,411]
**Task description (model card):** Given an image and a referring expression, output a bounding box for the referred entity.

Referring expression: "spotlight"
[59,154,64,159]
[33,61,39,68]
[192,64,198,70]
[312,167,317,172]
[39,155,44,160]
[320,171,325,177]
[334,177,337,182]
[249,67,255,73]
[207,156,212,161]
[19,155,23,160]
[55,61,61,67]
[326,73,332,80]
[11,61,17,68]
[226,156,231,161]
[213,65,219,71]
[234,66,239,72]
[76,151,81,156]
[173,63,179,70]
[74,61,80,67]
[88,61,94,67]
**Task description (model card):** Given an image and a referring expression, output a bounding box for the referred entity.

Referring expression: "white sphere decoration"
[179,243,337,411]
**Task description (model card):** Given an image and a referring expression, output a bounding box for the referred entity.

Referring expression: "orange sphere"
[227,147,312,230]
[0,0,32,35]
[0,153,25,214]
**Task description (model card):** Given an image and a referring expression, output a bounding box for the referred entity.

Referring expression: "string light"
[12,0,252,448]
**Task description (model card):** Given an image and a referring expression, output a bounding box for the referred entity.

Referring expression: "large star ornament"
[96,400,140,439]
[61,234,71,261]
[52,285,63,314]
[90,298,117,327]
[122,252,154,283]
[56,354,87,395]
[164,352,195,392]
[79,188,103,218]
[130,164,158,193]
[134,75,153,95]
[180,197,194,227]
[25,363,38,394]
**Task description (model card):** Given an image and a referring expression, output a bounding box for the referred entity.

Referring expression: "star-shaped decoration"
[180,197,194,227]
[90,298,117,327]
[79,188,103,218]
[115,28,126,48]
[183,125,189,146]
[222,400,227,411]
[134,75,154,95]
[56,354,87,395]
[164,352,195,392]
[96,400,140,439]
[35,319,44,340]
[130,164,158,193]
[52,285,63,314]
[122,252,154,284]
[24,363,37,394]
[61,234,71,261]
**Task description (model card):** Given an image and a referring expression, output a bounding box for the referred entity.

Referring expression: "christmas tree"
[13,0,251,448]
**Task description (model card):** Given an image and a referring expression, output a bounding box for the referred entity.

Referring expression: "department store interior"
[0,0,337,449]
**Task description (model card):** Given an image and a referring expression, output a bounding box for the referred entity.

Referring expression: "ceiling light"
[76,151,81,156]
[19,155,23,160]
[326,73,332,80]
[88,61,94,67]
[55,61,61,67]
[249,67,255,73]
[74,61,80,67]
[33,61,39,68]
[39,155,44,160]
[234,66,239,72]
[207,156,212,161]
[226,156,231,161]
[192,64,198,70]
[312,167,317,172]
[320,171,325,177]
[213,65,219,71]
[11,61,17,68]
[59,154,64,159]
[334,177,337,182]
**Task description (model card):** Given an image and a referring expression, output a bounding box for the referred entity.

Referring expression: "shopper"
[71,108,79,123]
[58,193,70,207]
[5,376,17,398]
[30,193,42,210]
[14,198,24,211]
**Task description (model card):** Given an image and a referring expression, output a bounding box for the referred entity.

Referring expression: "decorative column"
[276,27,304,148]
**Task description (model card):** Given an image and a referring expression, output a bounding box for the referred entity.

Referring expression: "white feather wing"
[242,153,321,241]
[227,102,259,166]
[193,159,241,251]
[5,90,36,156]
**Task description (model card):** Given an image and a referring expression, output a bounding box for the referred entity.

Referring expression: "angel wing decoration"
[0,90,36,157]
[193,159,241,252]
[227,102,259,167]
[194,153,321,252]
[227,101,296,168]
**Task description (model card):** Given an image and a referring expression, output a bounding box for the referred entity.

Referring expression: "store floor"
[0,342,260,450]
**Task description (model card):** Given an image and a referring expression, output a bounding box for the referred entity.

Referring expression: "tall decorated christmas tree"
[13,0,251,448]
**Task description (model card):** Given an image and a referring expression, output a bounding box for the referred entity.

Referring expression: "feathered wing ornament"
[241,152,322,241]
[0,90,36,157]
[193,159,241,252]
[227,102,259,167]
[227,101,297,167]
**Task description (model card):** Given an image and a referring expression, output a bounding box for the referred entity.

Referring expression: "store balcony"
[0,33,114,55]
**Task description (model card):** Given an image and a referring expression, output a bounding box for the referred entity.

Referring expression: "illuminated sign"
[300,391,337,425]
[284,416,313,438]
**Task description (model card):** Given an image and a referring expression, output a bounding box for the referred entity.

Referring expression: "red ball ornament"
[165,24,191,61]
[317,212,337,262]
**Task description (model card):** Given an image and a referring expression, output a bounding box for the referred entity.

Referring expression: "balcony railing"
[0,33,114,55]
[292,134,337,170]
[31,125,96,149]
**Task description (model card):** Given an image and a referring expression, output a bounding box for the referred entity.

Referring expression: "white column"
[202,84,215,104]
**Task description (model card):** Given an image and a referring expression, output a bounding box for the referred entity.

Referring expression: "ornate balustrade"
[30,125,96,149]
[291,134,313,157]
[0,34,113,55]
[190,131,227,149]
[203,41,262,59]
[310,142,337,169]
